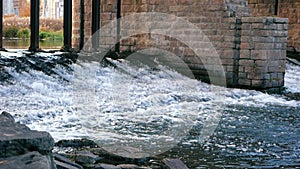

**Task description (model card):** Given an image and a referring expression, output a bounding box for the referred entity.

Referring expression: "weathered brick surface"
[238,17,287,88]
[248,0,275,16]
[72,0,81,49]
[72,0,288,89]
[248,0,300,52]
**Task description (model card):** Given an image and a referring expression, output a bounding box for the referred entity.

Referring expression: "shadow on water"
[287,51,300,62]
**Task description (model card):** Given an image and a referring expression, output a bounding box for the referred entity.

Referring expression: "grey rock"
[90,148,128,162]
[0,111,15,123]
[162,158,189,169]
[0,111,55,158]
[0,151,56,169]
[117,164,149,169]
[55,139,98,148]
[54,153,83,169]
[55,160,81,169]
[75,150,99,165]
[90,147,150,164]
[95,163,121,169]
[284,92,300,100]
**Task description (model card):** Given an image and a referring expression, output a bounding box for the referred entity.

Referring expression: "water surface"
[0,51,299,168]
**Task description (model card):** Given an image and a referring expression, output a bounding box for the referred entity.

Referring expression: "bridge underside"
[72,0,288,90]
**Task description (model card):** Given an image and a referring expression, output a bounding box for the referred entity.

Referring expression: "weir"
[0,2,299,167]
[0,0,297,90]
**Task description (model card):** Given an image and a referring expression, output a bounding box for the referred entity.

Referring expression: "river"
[2,39,63,49]
[0,51,299,168]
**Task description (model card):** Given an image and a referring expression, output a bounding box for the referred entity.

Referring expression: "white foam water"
[0,52,299,144]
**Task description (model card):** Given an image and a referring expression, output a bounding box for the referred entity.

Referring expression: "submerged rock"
[284,92,300,100]
[90,147,150,165]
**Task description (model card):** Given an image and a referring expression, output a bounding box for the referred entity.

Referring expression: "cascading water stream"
[0,51,299,168]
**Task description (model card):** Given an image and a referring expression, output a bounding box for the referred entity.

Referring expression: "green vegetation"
[3,26,19,38]
[17,28,30,39]
[40,30,63,41]
[3,26,63,41]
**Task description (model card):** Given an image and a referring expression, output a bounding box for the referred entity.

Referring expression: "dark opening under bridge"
[0,0,289,90]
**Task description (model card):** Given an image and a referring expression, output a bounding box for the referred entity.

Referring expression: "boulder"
[0,111,56,168]
[0,111,55,158]
[0,151,56,169]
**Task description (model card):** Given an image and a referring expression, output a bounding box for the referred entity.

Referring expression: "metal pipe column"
[115,0,121,53]
[79,0,85,50]
[0,0,5,51]
[92,0,100,50]
[62,0,72,51]
[274,0,279,15]
[29,0,40,52]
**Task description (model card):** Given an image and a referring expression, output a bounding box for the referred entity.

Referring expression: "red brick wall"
[72,0,81,49]
[248,0,275,16]
[279,1,300,52]
[248,0,300,52]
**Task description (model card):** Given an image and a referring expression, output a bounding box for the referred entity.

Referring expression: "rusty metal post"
[29,0,40,52]
[115,0,121,53]
[92,0,100,50]
[0,0,5,51]
[62,0,72,51]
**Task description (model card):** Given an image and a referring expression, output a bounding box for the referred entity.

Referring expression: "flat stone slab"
[162,158,189,169]
[54,153,83,169]
[55,160,82,169]
[0,111,55,158]
[75,150,99,165]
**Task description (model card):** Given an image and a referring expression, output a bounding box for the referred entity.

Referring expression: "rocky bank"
[0,111,189,169]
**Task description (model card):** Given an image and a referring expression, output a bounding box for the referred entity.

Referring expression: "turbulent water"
[0,51,299,168]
